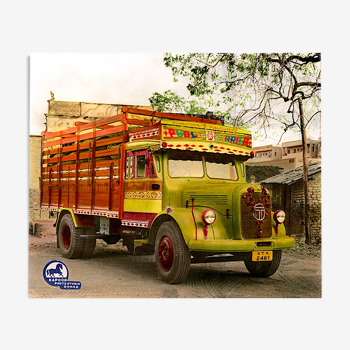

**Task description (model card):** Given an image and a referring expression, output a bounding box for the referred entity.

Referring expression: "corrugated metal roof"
[261,161,321,185]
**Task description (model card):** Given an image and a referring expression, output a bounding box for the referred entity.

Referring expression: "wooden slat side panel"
[43,135,124,156]
[43,124,124,148]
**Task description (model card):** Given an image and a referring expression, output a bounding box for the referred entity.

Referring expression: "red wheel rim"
[158,235,174,271]
[62,225,71,249]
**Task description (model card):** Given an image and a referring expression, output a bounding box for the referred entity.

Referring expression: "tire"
[57,214,85,259]
[155,222,191,284]
[244,250,282,277]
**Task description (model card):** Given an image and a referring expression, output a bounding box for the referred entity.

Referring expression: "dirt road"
[29,232,321,298]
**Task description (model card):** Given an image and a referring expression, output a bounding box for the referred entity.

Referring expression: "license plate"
[252,251,273,261]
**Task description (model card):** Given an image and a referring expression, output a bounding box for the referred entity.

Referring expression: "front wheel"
[155,222,191,284]
[244,250,282,277]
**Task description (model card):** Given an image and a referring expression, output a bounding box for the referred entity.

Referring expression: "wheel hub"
[62,225,71,249]
[158,235,174,271]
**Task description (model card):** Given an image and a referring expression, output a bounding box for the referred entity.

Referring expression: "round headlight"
[202,210,216,225]
[273,210,286,224]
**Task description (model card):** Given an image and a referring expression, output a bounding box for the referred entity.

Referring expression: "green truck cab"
[126,115,294,284]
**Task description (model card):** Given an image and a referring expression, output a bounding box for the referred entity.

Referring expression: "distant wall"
[45,100,153,132]
[29,136,49,220]
[290,172,322,243]
[268,172,321,244]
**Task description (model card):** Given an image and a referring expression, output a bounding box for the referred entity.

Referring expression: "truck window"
[168,153,204,178]
[205,155,238,180]
[240,162,245,177]
[126,156,133,179]
[155,156,160,173]
[136,154,147,178]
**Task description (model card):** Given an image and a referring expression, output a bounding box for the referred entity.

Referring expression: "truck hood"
[182,182,263,215]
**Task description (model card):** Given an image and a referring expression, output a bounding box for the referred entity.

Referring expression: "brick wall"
[29,136,49,220]
[267,173,321,244]
[290,173,321,243]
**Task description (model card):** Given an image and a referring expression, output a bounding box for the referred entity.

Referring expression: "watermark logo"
[43,260,81,290]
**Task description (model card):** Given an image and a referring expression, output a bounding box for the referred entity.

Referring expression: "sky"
[30,53,321,147]
[30,53,189,134]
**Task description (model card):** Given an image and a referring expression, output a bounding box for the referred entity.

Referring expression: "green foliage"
[151,53,321,139]
[149,90,206,116]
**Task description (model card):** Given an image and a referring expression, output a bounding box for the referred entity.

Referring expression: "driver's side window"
[136,154,147,178]
[126,150,158,179]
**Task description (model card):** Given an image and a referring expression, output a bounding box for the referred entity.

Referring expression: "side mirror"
[137,157,148,166]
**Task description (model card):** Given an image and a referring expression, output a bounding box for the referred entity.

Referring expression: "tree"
[150,53,321,244]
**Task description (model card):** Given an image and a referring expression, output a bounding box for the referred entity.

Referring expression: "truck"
[40,107,295,284]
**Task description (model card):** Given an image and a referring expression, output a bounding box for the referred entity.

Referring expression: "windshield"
[206,160,238,180]
[205,154,238,180]
[168,153,204,178]
[168,153,239,180]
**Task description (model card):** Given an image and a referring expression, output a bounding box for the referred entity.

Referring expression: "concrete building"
[247,138,321,171]
[29,135,47,220]
[45,97,152,133]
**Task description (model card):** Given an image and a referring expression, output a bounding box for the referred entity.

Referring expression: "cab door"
[123,150,162,221]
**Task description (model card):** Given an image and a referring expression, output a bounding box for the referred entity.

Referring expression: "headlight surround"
[202,210,216,225]
[273,210,286,225]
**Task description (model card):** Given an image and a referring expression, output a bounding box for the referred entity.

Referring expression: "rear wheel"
[244,250,282,277]
[155,222,191,284]
[58,214,84,259]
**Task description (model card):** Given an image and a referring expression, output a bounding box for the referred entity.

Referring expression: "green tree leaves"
[150,53,321,142]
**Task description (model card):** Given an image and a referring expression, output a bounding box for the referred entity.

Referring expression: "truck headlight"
[202,210,216,225]
[273,210,286,225]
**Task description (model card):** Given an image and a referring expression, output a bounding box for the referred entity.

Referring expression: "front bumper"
[188,236,295,252]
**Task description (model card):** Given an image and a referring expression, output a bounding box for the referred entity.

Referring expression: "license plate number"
[252,251,273,261]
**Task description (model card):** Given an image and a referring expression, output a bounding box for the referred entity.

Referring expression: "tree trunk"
[298,98,311,244]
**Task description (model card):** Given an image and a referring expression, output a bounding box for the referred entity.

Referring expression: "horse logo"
[46,263,64,277]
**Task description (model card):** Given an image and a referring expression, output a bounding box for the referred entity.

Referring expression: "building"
[262,161,321,243]
[247,137,321,171]
[44,97,152,133]
[29,135,46,220]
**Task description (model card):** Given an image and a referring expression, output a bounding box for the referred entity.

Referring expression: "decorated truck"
[40,107,294,284]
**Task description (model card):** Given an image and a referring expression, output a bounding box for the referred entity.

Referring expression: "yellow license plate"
[252,251,273,262]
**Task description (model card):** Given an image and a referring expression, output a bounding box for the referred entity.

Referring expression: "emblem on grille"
[243,184,271,238]
[252,203,266,221]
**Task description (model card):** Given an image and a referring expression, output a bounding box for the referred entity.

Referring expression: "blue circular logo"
[43,260,81,290]
[43,260,69,287]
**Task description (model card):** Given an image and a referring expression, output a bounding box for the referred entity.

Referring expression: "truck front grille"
[240,192,272,239]
[187,194,228,205]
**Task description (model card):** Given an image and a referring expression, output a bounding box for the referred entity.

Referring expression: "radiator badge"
[253,203,266,221]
